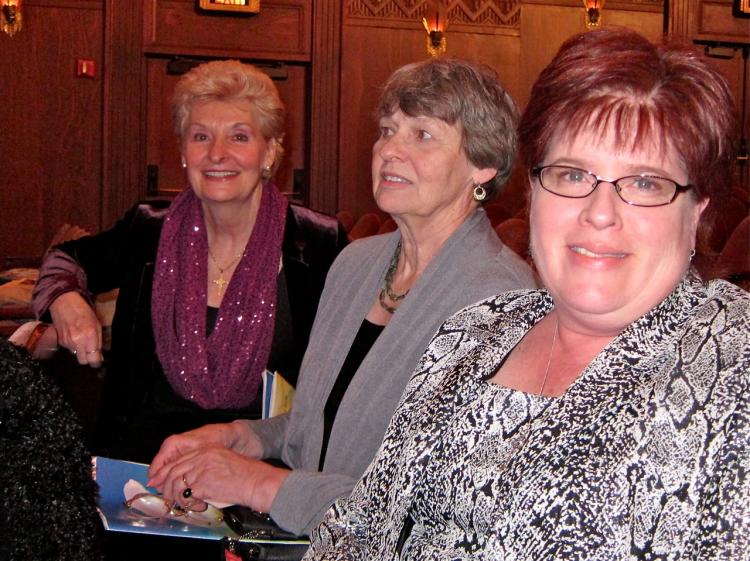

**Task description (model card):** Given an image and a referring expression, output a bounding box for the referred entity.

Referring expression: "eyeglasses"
[531,165,693,207]
[125,492,224,527]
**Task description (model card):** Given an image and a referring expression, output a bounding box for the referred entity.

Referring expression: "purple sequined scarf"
[151,184,288,409]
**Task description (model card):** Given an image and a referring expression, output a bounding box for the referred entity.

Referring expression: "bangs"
[379,89,460,126]
[555,96,671,158]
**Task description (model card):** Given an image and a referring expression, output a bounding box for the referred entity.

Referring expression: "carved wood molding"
[346,0,519,29]
[522,0,661,11]
[308,0,343,214]
[667,0,692,36]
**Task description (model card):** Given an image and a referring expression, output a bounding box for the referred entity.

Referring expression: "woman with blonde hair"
[32,60,347,462]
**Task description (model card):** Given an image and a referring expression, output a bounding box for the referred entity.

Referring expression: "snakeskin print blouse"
[306,273,750,561]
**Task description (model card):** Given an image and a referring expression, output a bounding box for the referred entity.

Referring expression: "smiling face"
[529,128,708,336]
[371,110,496,230]
[181,99,276,210]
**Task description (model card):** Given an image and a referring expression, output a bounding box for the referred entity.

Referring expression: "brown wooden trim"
[343,17,521,34]
[343,0,520,31]
[143,0,311,62]
[667,0,693,35]
[308,0,342,214]
[522,0,663,12]
[24,0,101,8]
[102,0,146,229]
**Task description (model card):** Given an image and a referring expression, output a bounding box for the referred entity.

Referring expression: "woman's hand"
[48,292,103,367]
[149,447,289,513]
[149,421,263,480]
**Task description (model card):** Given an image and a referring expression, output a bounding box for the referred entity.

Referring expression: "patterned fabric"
[152,184,288,409]
[306,273,750,560]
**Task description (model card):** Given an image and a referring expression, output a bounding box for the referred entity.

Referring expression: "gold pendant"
[213,273,229,293]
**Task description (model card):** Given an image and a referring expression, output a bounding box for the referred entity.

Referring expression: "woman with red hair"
[306,28,750,560]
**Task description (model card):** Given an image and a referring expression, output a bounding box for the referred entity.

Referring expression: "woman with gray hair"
[148,58,534,536]
[32,60,348,462]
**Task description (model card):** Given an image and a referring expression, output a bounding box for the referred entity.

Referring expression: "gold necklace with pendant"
[208,249,243,294]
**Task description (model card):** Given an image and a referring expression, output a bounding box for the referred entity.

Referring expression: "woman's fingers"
[152,448,288,512]
[149,424,233,482]
[82,348,103,367]
[49,292,103,366]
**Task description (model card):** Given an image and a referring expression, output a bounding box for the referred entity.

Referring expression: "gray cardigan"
[246,209,535,535]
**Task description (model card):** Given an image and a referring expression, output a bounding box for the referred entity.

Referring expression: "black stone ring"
[182,487,193,499]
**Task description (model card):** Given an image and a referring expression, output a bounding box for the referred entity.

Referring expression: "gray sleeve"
[270,469,358,536]
[245,414,290,459]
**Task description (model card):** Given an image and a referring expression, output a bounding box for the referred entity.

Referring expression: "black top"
[123,274,296,462]
[47,202,347,462]
[318,319,385,470]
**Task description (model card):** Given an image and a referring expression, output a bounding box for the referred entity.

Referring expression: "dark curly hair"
[0,339,102,561]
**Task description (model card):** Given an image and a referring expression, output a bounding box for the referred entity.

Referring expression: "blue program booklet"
[92,456,235,540]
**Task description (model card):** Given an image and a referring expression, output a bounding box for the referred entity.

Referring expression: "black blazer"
[51,201,347,458]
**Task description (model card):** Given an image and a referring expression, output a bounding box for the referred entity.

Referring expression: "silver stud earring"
[181,158,187,169]
[473,184,487,202]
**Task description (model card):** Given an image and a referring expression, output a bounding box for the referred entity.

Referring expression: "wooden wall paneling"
[308,0,343,214]
[667,0,693,34]
[338,0,522,219]
[145,58,179,195]
[708,51,750,193]
[276,63,309,203]
[669,0,749,191]
[0,0,103,264]
[704,52,750,192]
[696,0,750,40]
[519,0,663,110]
[102,0,146,229]
[143,0,312,61]
[742,46,749,191]
[338,24,424,219]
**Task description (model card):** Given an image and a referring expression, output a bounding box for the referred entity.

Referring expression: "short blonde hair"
[172,60,285,176]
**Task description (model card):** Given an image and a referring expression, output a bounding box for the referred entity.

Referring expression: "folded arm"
[33,249,102,366]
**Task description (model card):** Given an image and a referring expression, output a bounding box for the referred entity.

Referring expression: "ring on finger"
[182,475,192,499]
[85,349,100,354]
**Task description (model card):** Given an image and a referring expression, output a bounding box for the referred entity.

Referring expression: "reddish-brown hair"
[519,27,738,242]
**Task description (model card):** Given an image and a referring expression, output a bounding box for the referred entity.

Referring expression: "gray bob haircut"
[376,57,519,199]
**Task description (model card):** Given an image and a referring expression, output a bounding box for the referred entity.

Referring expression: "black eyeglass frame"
[531,165,693,207]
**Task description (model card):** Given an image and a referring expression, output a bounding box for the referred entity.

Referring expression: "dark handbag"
[221,506,309,561]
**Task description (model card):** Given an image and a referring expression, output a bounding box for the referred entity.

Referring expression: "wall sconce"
[1,0,23,37]
[422,3,448,58]
[582,0,605,28]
